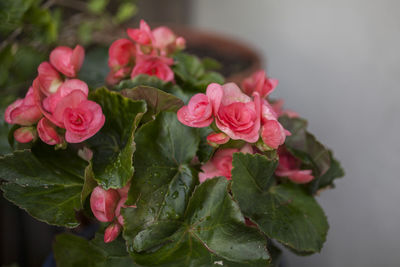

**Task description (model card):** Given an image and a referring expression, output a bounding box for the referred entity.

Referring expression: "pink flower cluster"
[5,46,105,145]
[177,70,314,184]
[177,70,289,149]
[90,184,134,243]
[107,20,185,85]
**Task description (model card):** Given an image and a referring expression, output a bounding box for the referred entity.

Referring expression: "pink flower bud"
[37,118,63,145]
[177,93,213,128]
[5,87,43,126]
[37,62,63,96]
[50,45,85,77]
[175,37,186,50]
[14,127,37,143]
[90,186,120,222]
[104,223,122,243]
[206,132,230,147]
[242,70,278,98]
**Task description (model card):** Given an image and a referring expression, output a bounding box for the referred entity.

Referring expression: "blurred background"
[1,0,400,266]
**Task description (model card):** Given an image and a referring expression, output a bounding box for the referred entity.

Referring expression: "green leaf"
[114,2,138,24]
[114,74,190,103]
[87,88,147,189]
[196,126,215,164]
[125,178,270,266]
[54,233,138,267]
[121,86,184,122]
[202,57,222,71]
[88,0,109,15]
[122,112,199,249]
[231,153,329,253]
[279,116,344,193]
[0,0,34,36]
[0,143,88,227]
[173,52,224,92]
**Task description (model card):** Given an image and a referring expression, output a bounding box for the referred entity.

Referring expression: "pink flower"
[104,223,122,243]
[177,93,213,128]
[51,90,105,143]
[207,83,261,143]
[261,120,287,149]
[271,99,299,118]
[152,26,186,55]
[42,79,89,115]
[107,39,136,84]
[14,127,37,143]
[199,144,253,183]
[242,70,278,98]
[37,62,63,96]
[90,186,120,222]
[50,45,85,77]
[127,20,154,46]
[131,54,174,82]
[5,87,42,126]
[259,99,290,150]
[206,132,230,147]
[37,118,63,145]
[108,39,136,70]
[275,147,314,184]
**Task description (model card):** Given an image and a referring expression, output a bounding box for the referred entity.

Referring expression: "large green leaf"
[121,86,184,122]
[0,144,88,227]
[122,112,199,250]
[173,52,224,93]
[124,178,270,266]
[54,234,138,267]
[88,88,147,189]
[114,74,190,103]
[231,153,329,253]
[279,116,344,193]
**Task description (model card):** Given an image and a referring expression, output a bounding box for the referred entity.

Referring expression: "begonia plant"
[0,20,344,267]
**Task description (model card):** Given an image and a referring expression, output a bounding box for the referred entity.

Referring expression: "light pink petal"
[52,90,87,126]
[206,83,224,115]
[70,45,85,75]
[221,82,251,105]
[37,62,62,95]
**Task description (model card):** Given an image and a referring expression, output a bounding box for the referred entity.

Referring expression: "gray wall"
[191,1,400,266]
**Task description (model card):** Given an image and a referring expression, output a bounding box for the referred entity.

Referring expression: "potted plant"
[0,19,344,267]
